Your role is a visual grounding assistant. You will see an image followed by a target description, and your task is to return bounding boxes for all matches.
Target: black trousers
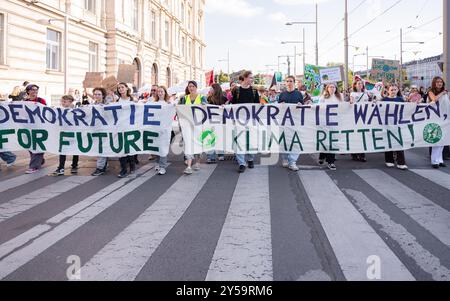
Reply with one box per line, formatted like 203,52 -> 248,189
58,155 -> 79,169
385,151 -> 405,165
319,153 -> 335,164
444,146 -> 450,158
120,156 -> 135,172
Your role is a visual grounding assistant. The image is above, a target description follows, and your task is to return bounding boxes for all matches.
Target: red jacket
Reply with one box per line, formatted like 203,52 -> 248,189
26,97 -> 47,105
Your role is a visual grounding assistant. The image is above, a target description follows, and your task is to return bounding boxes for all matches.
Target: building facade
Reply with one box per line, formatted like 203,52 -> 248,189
404,54 -> 443,89
0,0 -> 205,104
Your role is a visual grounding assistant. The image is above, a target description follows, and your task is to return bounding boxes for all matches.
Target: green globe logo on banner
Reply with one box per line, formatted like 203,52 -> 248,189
423,123 -> 442,144
199,129 -> 217,148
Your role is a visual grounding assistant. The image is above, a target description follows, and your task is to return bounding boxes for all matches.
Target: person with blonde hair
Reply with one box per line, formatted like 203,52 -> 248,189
8,86 -> 22,101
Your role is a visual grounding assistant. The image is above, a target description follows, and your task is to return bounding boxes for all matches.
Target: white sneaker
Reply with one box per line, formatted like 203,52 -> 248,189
282,161 -> 289,168
397,165 -> 408,170
385,163 -> 395,168
289,164 -> 299,172
158,168 -> 166,175
184,167 -> 193,175
193,163 -> 201,171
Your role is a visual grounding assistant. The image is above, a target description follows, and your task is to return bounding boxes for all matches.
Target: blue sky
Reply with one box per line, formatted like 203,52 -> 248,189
204,0 -> 443,75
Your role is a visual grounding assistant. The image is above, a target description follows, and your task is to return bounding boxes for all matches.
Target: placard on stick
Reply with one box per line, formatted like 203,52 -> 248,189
83,72 -> 104,88
117,64 -> 136,83
102,76 -> 119,91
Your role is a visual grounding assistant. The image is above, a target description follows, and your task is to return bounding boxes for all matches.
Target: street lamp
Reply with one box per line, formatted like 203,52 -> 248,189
218,49 -> 230,75
286,3 -> 318,65
278,55 -> 294,76
37,16 -> 69,94
400,28 -> 424,87
281,37 -> 305,76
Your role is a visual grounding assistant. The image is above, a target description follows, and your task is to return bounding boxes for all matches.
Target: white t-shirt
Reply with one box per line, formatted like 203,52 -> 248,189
350,92 -> 369,103
320,94 -> 343,104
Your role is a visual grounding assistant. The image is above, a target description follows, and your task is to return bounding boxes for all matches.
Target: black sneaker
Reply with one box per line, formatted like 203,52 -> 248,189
118,170 -> 128,178
91,169 -> 105,176
328,164 -> 337,171
318,160 -> 325,165
71,167 -> 78,174
432,164 -> 440,169
248,161 -> 255,169
439,163 -> 447,168
238,165 -> 246,173
52,168 -> 64,176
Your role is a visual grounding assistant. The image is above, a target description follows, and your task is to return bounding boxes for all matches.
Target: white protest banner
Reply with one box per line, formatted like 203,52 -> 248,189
176,102 -> 450,155
0,102 -> 175,157
319,66 -> 343,84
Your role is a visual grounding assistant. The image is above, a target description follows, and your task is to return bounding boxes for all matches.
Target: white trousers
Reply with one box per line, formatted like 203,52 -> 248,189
431,146 -> 444,165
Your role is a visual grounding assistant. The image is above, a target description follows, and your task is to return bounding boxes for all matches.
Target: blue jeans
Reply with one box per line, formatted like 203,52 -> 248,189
236,154 -> 254,166
281,153 -> 299,166
0,152 -> 16,164
157,156 -> 168,169
207,151 -> 224,161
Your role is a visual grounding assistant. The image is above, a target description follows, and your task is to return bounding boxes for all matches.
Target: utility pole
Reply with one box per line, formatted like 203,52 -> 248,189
303,28 -> 306,74
287,56 -> 291,76
344,0 -> 349,90
444,0 -> 449,83
400,28 -> 403,87
366,46 -> 369,79
294,46 -> 297,76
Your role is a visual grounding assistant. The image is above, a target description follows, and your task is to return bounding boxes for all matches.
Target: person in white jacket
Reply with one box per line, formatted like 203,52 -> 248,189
427,76 -> 449,169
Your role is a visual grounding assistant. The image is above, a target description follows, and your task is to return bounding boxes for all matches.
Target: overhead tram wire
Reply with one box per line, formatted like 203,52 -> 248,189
319,0 -> 404,58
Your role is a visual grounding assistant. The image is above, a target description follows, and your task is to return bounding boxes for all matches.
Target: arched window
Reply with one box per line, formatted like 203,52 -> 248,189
166,67 -> 171,87
151,63 -> 158,85
133,58 -> 141,88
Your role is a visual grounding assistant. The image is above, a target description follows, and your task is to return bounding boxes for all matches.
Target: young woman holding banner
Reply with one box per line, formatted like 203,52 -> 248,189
318,83 -> 342,171
179,81 -> 207,175
382,84 -> 408,170
427,77 -> 449,169
91,87 -> 109,176
350,80 -> 370,163
116,83 -> 136,178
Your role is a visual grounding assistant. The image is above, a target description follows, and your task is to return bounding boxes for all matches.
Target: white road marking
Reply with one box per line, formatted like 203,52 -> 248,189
410,169 -> 450,190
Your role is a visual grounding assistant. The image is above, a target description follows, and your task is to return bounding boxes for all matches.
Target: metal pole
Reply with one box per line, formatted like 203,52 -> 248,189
287,56 -> 291,76
303,28 -> 306,74
315,3 -> 319,65
278,56 -> 280,72
294,45 -> 297,76
400,28 -> 403,87
344,0 -> 349,90
64,13 -> 68,94
444,0 -> 449,83
366,46 -> 369,79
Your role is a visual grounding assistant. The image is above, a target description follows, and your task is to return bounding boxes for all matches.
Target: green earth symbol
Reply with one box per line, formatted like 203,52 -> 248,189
199,129 -> 217,148
423,123 -> 442,144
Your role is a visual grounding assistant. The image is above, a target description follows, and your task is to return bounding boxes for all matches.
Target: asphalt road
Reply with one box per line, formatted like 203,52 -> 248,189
0,147 -> 449,281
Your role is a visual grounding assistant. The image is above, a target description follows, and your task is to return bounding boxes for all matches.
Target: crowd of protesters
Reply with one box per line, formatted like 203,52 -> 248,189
1,71 -> 449,177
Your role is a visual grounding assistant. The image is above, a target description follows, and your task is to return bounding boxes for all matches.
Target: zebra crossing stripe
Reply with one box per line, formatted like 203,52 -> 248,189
0,165 -> 157,279
0,177 -> 93,223
0,164 -> 155,260
343,188 -> 449,281
354,170 -> 450,247
0,167 -> 56,193
298,171 -> 414,281
80,164 -> 217,281
206,166 -> 272,281
410,169 -> 450,190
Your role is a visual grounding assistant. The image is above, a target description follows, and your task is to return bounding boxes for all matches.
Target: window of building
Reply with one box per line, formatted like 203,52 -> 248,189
88,41 -> 98,72
181,2 -> 185,24
188,40 -> 191,60
85,0 -> 96,13
132,0 -> 138,31
181,36 -> 186,57
0,13 -> 5,65
199,46 -> 202,65
197,17 -> 201,36
165,21 -> 170,48
187,8 -> 191,31
151,10 -> 156,41
46,29 -> 61,70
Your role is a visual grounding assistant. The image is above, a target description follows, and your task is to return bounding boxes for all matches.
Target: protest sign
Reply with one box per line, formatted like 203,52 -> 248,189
117,64 -> 136,83
83,72 -> 104,88
371,59 -> 400,82
319,66 -> 343,84
0,102 -> 175,157
304,64 -> 323,98
102,76 -> 119,91
176,102 -> 450,156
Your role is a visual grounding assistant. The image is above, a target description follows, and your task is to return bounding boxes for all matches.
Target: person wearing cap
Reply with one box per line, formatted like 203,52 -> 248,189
24,84 -> 47,174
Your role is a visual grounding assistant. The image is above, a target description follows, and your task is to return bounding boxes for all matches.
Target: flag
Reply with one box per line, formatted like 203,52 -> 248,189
269,73 -> 277,89
205,70 -> 214,86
